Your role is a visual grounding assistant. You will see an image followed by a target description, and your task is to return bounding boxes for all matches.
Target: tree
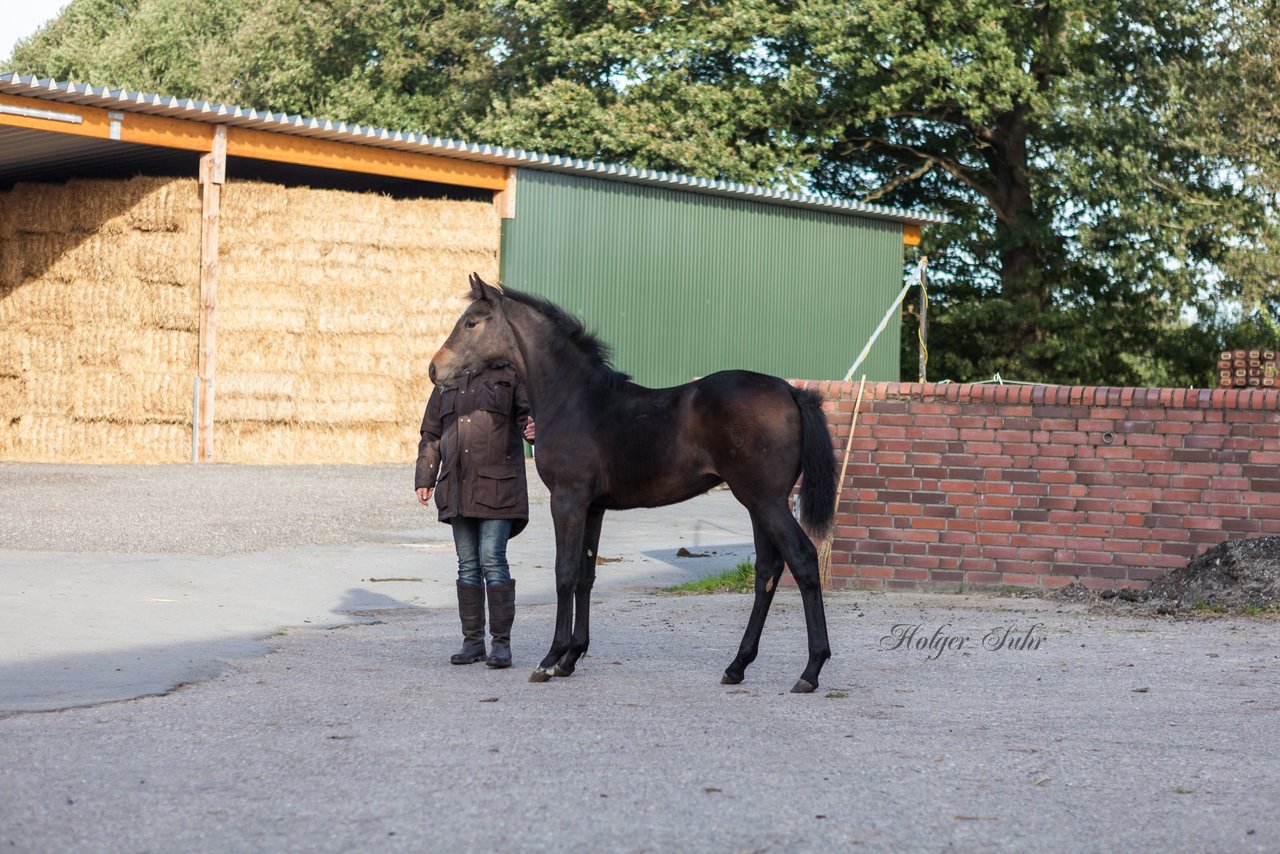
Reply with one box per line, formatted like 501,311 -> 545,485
10,0 -> 1277,385
786,0 -> 1279,384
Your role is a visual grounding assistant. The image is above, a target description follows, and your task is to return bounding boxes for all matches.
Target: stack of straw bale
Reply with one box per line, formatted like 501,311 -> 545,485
215,181 -> 499,463
1,176 -> 499,463
0,176 -> 200,462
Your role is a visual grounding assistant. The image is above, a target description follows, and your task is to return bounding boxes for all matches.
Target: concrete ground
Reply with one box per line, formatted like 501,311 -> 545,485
1,463 -> 1278,852
0,462 -> 753,713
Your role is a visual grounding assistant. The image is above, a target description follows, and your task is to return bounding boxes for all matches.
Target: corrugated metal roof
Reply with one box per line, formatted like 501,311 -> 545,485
0,73 -> 947,226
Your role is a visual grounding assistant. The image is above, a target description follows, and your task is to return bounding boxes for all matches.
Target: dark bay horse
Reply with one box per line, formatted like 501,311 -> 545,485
429,274 -> 838,692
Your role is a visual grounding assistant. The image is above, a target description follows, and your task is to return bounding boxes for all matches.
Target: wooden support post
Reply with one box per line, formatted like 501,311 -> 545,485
197,125 -> 226,462
494,167 -> 517,220
918,262 -> 928,384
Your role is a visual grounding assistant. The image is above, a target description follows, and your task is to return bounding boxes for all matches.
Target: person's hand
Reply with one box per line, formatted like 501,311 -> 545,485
523,418 -> 536,442
416,487 -> 433,505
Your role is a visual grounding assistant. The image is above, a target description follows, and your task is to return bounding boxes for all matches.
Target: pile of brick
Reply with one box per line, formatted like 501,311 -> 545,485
1218,349 -> 1277,388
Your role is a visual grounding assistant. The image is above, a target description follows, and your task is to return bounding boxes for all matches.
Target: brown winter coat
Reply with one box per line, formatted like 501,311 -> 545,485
415,364 -> 532,536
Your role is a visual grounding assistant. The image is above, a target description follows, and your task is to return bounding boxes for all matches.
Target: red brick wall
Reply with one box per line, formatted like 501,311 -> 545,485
797,381 -> 1280,591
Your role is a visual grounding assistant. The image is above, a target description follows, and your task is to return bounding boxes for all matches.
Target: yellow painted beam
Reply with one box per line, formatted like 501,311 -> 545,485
119,109 -> 215,152
0,92 -> 213,150
903,223 -> 922,246
226,126 -> 508,190
0,92 -> 114,140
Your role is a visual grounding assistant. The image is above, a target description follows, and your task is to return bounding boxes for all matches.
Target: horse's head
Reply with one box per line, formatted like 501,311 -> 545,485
429,273 -> 521,387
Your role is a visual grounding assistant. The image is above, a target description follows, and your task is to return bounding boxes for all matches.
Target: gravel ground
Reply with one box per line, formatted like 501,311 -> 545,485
0,462 -> 549,555
2,463 -> 1278,852
2,592 -> 1278,853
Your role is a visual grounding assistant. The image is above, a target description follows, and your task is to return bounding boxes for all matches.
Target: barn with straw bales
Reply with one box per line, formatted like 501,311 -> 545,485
0,73 -> 943,464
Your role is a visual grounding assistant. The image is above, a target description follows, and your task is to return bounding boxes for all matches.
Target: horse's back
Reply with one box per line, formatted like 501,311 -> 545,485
688,370 -> 802,419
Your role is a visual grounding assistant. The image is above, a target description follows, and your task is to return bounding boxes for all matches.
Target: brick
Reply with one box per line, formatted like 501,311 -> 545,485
963,571 -> 1003,586
1001,573 -> 1041,586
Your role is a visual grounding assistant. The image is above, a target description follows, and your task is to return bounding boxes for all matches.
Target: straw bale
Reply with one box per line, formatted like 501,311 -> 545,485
0,375 -> 26,415
2,415 -> 190,463
222,183 -> 498,255
0,332 -> 25,374
0,326 -> 195,374
216,372 -> 299,422
292,375 -> 402,423
218,304 -> 309,335
0,279 -> 197,331
19,231 -> 199,287
24,370 -> 191,422
216,421 -> 417,465
0,176 -> 198,236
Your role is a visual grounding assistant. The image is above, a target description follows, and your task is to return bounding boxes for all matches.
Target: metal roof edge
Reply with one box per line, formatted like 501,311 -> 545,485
0,72 -> 949,225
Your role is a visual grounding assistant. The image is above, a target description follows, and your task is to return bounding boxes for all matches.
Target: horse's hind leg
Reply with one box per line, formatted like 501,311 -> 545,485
776,508 -> 831,693
749,501 -> 831,693
722,515 -> 785,685
554,506 -> 604,677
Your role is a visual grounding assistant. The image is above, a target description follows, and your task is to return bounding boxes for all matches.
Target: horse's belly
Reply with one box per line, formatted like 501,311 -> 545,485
596,473 -> 724,510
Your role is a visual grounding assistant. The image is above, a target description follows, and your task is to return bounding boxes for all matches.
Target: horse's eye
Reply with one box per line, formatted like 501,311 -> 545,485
465,320 -> 478,329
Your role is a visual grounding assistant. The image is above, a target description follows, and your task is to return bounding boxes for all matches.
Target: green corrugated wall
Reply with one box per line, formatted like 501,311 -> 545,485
499,169 -> 905,388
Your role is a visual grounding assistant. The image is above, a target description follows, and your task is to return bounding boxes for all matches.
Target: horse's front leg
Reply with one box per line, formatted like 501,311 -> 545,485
530,491 -> 590,683
554,506 -> 604,677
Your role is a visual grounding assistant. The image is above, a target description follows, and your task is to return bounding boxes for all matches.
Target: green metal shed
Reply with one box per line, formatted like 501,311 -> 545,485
500,166 -> 939,388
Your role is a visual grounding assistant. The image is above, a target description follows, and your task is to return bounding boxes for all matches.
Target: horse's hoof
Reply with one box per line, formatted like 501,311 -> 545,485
552,664 -> 573,678
529,668 -> 553,683
721,672 -> 743,685
791,678 -> 816,694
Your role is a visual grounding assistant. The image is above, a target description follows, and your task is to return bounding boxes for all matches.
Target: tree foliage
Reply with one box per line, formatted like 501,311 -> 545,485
8,0 -> 1277,386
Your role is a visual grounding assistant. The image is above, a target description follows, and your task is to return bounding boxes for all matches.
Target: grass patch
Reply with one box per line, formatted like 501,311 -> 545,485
665,561 -> 756,594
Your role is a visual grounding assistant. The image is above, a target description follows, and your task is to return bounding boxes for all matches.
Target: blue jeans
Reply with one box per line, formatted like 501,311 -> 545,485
452,516 -> 513,587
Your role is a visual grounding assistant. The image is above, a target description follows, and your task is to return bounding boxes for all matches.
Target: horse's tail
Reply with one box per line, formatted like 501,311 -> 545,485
791,385 -> 837,537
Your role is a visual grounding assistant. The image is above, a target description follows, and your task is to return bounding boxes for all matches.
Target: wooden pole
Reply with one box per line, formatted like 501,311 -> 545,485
197,126 -> 226,462
494,167 -> 518,220
918,259 -> 928,384
818,375 -> 868,590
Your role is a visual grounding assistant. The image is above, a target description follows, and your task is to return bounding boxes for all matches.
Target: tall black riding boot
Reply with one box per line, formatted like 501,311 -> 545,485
485,580 -> 516,669
450,581 -> 487,665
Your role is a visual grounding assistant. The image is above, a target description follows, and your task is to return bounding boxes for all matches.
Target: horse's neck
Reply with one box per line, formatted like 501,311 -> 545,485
507,302 -> 600,416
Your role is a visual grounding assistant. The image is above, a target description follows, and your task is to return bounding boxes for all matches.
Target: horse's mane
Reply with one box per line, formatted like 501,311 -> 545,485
498,285 -> 632,390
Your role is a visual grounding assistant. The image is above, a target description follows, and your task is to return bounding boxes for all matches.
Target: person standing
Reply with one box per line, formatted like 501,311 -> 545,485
415,365 -> 534,668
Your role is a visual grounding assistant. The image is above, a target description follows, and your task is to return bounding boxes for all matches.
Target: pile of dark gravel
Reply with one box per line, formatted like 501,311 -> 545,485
1054,537 -> 1280,615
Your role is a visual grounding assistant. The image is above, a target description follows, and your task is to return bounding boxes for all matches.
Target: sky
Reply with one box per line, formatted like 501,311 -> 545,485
0,0 -> 68,64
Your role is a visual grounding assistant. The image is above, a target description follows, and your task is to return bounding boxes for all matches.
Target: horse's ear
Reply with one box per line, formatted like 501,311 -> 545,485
468,273 -> 503,303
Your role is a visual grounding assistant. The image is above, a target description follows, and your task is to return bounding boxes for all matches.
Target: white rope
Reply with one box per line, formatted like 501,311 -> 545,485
842,257 -> 928,382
